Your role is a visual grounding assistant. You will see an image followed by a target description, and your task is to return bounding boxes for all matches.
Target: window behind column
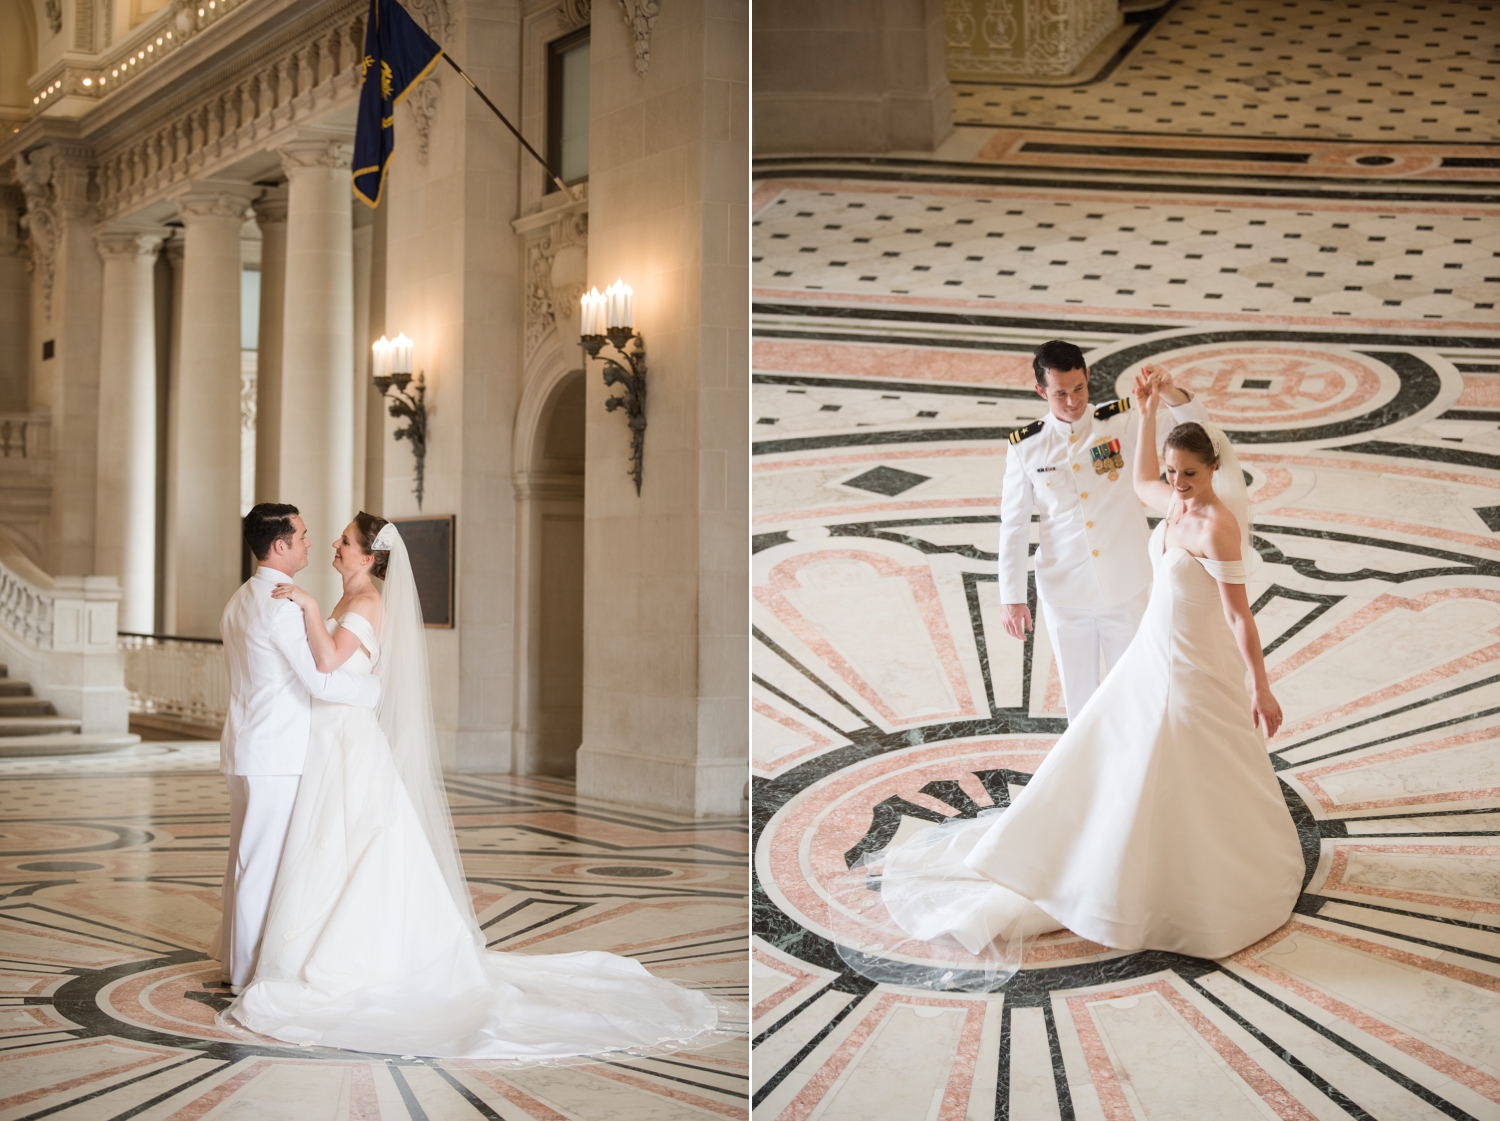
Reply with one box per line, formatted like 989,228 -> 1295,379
546,28 -> 589,191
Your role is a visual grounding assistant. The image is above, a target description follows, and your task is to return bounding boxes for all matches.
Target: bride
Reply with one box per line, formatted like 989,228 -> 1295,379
225,514 -> 720,1059
864,376 -> 1304,979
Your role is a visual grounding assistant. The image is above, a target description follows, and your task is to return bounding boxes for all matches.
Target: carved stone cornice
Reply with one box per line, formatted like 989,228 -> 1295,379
173,182 -> 257,223
618,0 -> 660,76
94,228 -> 166,259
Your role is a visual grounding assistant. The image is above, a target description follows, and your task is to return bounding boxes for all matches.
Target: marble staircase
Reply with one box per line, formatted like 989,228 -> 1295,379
0,662 -> 138,756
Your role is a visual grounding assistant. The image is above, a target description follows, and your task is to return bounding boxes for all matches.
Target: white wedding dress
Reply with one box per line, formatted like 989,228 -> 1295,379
873,514 -> 1304,971
226,531 -> 720,1059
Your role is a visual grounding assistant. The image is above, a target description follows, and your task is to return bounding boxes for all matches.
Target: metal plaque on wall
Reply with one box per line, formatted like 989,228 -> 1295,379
391,515 -> 455,628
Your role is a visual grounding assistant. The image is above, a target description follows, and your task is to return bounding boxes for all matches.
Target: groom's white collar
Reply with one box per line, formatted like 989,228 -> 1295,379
253,563 -> 295,584
1043,411 -> 1091,439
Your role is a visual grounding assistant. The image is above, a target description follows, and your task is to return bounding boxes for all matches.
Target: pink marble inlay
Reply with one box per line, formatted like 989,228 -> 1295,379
1154,346 -> 1383,428
751,947 -> 827,1024
775,992 -> 988,1121
1294,722 -> 1500,814
752,698 -> 835,777
755,338 -> 1036,388
754,548 -> 978,727
1065,976 -> 1318,1121
0,1038 -> 178,1112
1234,919 -> 1500,1104
752,285 -> 1498,334
1269,587 -> 1500,743
1249,467 -> 1295,506
1322,841 -> 1500,915
584,1062 -> 745,1118
1456,375 -> 1500,409
762,738 -> 1121,969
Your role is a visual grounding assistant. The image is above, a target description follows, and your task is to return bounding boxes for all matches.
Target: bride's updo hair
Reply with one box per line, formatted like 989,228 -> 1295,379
1164,422 -> 1219,468
353,511 -> 391,579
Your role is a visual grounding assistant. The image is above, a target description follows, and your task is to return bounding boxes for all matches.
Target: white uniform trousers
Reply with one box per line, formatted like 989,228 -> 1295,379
214,774 -> 300,987
1040,587 -> 1151,721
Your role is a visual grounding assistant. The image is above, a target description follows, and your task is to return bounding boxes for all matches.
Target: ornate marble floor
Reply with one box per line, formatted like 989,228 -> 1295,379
0,744 -> 749,1120
749,120 -> 1500,1121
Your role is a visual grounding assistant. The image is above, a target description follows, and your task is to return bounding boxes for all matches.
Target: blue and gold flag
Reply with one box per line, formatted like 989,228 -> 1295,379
352,0 -> 443,208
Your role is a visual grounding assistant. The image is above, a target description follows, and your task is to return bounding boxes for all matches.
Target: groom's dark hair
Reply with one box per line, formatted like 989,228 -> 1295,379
1032,340 -> 1087,386
244,503 -> 300,560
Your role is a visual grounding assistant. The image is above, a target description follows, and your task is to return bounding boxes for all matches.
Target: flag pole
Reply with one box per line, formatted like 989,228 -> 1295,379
441,54 -> 573,197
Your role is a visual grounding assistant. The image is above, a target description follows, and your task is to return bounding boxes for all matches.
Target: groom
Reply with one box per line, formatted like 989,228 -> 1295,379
1000,341 -> 1208,720
212,503 -> 380,992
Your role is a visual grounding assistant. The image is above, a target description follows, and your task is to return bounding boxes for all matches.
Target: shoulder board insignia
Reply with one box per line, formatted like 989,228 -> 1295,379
1008,419 -> 1045,445
1094,397 -> 1131,421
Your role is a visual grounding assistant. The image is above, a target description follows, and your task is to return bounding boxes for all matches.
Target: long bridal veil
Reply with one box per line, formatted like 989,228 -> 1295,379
1200,420 -> 1261,574
368,523 -> 481,945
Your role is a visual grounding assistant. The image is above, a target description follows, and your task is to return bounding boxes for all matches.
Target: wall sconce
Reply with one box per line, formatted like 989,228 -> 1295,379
580,280 -> 646,494
372,332 -> 428,508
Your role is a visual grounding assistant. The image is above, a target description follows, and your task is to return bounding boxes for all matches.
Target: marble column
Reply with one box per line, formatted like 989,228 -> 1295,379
279,139 -> 355,611
252,187 -> 288,505
94,229 -> 164,634
170,183 -> 255,639
578,0 -> 749,815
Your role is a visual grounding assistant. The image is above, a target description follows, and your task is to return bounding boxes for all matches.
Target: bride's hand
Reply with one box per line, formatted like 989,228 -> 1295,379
1251,686 -> 1283,739
1133,367 -> 1157,412
271,583 -> 315,610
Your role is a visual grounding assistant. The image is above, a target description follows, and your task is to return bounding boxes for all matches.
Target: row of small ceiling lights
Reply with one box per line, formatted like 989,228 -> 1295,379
31,1 -> 222,105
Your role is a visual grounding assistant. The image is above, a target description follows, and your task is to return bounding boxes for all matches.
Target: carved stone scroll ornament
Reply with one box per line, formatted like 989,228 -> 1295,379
617,0 -> 660,76
405,79 -> 441,166
45,0 -> 62,35
523,208 -> 588,358
558,0 -> 591,33
279,140 -> 356,172
16,150 -> 60,320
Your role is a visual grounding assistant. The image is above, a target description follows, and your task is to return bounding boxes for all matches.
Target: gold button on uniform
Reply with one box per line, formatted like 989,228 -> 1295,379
1072,464 -> 1080,472
1080,492 -> 1088,499
1086,521 -> 1093,528
1092,549 -> 1099,557
1068,435 -> 1077,444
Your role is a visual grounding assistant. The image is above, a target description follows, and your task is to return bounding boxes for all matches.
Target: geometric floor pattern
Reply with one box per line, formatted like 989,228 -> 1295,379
750,138 -> 1500,1119
0,744 -> 748,1120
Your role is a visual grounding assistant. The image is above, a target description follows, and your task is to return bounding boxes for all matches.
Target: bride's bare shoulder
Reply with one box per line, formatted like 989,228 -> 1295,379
341,591 -> 383,629
1201,502 -> 1242,561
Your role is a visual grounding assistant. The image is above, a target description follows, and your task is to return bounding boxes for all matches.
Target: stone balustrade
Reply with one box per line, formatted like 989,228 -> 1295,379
119,633 -> 228,734
0,548 -> 128,733
94,0 -> 366,220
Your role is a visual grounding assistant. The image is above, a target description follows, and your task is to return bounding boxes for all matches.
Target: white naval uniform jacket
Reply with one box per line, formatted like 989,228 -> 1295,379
219,565 -> 381,776
998,396 -> 1210,611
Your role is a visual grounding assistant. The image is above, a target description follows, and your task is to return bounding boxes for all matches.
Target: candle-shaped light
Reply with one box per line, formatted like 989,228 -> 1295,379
603,281 -> 618,330
580,287 -> 605,337
391,332 -> 414,375
371,335 -> 391,381
619,280 -> 632,330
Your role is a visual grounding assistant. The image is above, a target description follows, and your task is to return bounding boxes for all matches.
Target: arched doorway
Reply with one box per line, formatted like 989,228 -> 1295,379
516,368 -> 585,775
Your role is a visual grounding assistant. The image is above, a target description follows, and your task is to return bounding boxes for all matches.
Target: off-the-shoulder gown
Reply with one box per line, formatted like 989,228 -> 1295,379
878,521 -> 1304,961
227,612 -> 718,1058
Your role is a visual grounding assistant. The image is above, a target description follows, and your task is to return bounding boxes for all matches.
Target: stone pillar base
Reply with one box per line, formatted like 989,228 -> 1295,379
576,744 -> 746,818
